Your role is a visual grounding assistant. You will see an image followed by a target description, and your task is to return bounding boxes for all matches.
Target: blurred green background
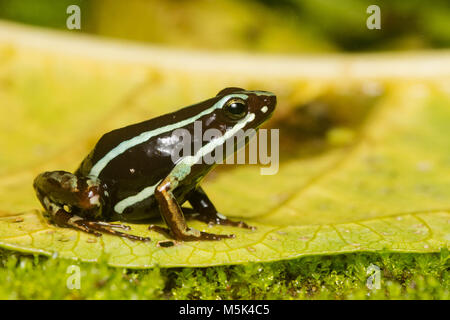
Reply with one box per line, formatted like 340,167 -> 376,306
0,0 -> 449,53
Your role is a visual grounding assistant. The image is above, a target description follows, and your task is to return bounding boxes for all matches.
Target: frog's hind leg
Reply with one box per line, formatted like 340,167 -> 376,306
187,187 -> 256,230
34,171 -> 150,241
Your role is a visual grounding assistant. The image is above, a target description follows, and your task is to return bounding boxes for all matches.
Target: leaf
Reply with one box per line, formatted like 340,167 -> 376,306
0,23 -> 449,267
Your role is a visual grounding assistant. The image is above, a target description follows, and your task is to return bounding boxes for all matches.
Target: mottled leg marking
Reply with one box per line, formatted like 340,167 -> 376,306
150,177 -> 235,241
34,171 -> 150,242
187,187 -> 255,230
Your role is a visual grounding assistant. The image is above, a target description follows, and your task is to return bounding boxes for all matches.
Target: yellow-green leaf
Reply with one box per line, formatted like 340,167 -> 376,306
0,22 -> 449,268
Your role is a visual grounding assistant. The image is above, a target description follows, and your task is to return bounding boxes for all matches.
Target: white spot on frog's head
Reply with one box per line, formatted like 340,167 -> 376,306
261,106 -> 268,113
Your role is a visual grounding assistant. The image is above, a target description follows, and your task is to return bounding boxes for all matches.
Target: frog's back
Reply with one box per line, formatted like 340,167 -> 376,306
74,120 -> 179,220
74,98 -> 219,220
76,116 -> 180,192
76,98 -> 215,181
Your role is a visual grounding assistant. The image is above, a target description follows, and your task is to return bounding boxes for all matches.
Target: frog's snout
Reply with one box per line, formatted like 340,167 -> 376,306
266,95 -> 277,108
259,94 -> 276,116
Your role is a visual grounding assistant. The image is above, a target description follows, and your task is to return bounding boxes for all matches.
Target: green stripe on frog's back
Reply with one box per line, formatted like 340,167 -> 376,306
89,93 -> 249,178
113,111 -> 255,214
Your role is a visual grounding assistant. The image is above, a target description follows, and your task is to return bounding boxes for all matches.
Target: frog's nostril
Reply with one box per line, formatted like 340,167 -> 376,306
260,95 -> 276,114
263,95 -> 275,104
270,95 -> 277,106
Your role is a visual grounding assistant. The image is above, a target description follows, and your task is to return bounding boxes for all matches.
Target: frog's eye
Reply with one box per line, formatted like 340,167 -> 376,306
223,98 -> 247,120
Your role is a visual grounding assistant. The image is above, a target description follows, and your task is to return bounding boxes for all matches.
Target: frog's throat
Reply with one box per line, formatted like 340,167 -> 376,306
113,112 -> 255,214
88,93 -> 249,178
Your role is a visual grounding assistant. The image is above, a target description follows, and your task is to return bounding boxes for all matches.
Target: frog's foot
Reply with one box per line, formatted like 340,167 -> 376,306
43,201 -> 150,241
148,224 -> 235,242
43,203 -> 151,241
182,207 -> 256,231
85,221 -> 131,231
73,219 -> 151,242
185,187 -> 256,230
56,212 -> 150,241
34,171 -> 150,241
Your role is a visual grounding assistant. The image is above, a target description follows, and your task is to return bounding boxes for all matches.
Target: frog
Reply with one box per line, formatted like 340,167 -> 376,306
33,87 -> 276,242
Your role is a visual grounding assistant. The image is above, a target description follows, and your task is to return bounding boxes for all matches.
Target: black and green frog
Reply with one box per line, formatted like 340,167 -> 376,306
33,87 -> 276,242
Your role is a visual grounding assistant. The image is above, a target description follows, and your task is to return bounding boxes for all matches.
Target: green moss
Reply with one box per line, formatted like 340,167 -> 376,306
0,249 -> 448,299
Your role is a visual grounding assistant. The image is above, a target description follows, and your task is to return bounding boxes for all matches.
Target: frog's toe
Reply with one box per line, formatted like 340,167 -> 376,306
149,225 -> 234,242
74,220 -> 151,242
189,212 -> 256,231
197,231 -> 235,241
212,215 -> 256,231
88,221 -> 131,231
180,228 -> 235,241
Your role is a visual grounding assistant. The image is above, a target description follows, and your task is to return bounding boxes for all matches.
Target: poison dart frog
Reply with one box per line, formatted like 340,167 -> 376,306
34,87 -> 276,242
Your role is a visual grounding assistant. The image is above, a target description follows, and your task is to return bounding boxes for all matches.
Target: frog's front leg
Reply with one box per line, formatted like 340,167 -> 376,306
149,170 -> 235,241
33,171 -> 150,241
187,186 -> 255,230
